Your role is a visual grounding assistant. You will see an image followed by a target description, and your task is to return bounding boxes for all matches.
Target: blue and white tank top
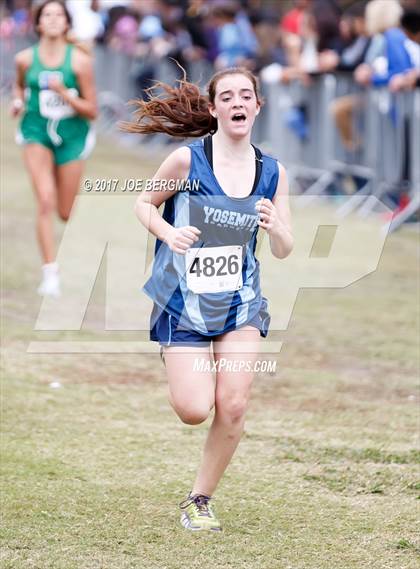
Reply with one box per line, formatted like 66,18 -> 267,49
143,138 -> 280,335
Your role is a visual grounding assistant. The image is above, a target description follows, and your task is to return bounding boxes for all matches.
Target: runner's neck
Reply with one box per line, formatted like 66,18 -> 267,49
211,131 -> 254,164
38,37 -> 68,67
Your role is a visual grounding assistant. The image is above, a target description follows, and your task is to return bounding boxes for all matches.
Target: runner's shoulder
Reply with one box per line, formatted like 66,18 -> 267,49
71,45 -> 94,72
258,149 -> 287,177
164,146 -> 191,179
15,47 -> 33,70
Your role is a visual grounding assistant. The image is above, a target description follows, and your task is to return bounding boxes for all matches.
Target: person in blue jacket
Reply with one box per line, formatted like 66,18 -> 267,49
355,0 -> 415,87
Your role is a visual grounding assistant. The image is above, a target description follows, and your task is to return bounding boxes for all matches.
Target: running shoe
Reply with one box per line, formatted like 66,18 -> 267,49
37,262 -> 61,298
179,491 -> 222,532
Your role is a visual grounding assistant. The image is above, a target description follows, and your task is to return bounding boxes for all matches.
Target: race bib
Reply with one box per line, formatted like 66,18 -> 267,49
185,245 -> 243,294
39,89 -> 77,120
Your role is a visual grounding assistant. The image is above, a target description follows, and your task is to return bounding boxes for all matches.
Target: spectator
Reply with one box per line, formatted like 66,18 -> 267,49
235,2 -> 259,60
257,12 -> 311,84
211,1 -> 256,70
389,9 -> 420,91
101,0 -> 132,46
107,8 -> 140,55
132,0 -> 195,99
319,0 -> 370,73
158,0 -> 194,68
327,2 -> 370,151
0,0 -> 31,41
66,0 -> 104,45
281,0 -> 311,37
182,0 -> 212,62
297,0 -> 342,73
251,10 -> 285,72
279,0 -> 312,67
130,2 -> 166,97
355,0 -> 414,87
310,0 -> 342,54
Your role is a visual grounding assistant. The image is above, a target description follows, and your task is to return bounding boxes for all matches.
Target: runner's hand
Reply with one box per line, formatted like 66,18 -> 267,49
256,198 -> 278,234
48,76 -> 66,95
10,98 -> 24,118
165,225 -> 201,254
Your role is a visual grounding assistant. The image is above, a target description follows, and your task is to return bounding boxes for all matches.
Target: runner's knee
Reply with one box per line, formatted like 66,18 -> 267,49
38,193 -> 55,216
215,394 -> 248,423
58,209 -> 70,222
173,403 -> 211,425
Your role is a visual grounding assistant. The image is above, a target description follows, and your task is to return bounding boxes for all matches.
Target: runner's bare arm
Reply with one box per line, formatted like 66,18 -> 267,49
134,147 -> 201,254
11,49 -> 32,117
256,162 -> 293,259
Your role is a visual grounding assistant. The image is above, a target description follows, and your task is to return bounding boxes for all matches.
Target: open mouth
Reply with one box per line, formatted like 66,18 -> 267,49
231,113 -> 246,123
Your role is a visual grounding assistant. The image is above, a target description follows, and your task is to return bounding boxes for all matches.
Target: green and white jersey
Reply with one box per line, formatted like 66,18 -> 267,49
18,42 -> 94,164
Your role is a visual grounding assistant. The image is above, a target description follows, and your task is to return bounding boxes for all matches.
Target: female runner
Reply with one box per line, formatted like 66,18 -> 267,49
11,0 -> 97,297
131,68 -> 293,531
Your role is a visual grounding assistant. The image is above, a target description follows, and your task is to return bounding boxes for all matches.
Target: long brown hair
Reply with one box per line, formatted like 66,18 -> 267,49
122,67 -> 263,138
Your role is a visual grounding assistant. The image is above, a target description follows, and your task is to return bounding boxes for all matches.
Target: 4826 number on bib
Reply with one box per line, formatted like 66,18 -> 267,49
185,245 -> 243,294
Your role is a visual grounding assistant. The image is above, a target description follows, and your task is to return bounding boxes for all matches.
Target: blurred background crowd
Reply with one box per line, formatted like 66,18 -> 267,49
1,0 -> 419,228
2,0 -> 419,96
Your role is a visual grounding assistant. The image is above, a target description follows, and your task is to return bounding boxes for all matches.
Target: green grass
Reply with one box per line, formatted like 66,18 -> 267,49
1,107 -> 420,568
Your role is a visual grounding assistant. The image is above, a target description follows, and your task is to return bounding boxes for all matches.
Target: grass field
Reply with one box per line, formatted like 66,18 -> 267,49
1,107 -> 419,569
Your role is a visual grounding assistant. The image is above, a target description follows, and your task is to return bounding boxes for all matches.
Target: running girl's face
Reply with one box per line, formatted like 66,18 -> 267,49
209,74 -> 260,138
38,2 -> 69,38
